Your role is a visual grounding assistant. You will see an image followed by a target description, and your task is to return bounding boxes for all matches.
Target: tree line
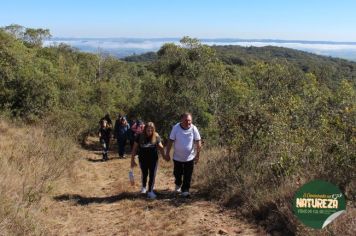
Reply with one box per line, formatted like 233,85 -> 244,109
1,25 -> 355,234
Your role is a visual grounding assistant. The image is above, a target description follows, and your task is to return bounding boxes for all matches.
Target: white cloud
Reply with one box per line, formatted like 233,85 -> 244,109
44,39 -> 169,50
44,38 -> 356,60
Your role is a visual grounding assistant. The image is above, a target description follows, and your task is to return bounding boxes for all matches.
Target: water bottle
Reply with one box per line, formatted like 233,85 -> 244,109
129,169 -> 135,186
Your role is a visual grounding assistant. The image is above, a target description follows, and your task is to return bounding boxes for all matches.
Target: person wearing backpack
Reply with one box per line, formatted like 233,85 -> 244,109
130,122 -> 166,199
165,112 -> 202,197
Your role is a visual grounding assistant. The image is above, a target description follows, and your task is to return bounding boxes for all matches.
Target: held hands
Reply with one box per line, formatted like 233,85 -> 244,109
164,153 -> 171,162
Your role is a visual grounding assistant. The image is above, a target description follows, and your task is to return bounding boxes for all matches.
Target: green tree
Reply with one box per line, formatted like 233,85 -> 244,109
1,24 -> 25,39
23,28 -> 51,47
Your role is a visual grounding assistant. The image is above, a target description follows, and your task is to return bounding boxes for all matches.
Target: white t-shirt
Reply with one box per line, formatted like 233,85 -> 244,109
169,123 -> 201,162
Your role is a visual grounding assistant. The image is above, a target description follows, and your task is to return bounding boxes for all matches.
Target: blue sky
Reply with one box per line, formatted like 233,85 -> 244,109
1,0 -> 355,41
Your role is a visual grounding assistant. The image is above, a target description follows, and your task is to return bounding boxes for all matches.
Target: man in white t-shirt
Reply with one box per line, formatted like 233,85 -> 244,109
165,112 -> 202,197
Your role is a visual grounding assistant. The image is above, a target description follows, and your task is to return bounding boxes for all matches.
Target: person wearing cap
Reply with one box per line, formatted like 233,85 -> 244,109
165,112 -> 202,197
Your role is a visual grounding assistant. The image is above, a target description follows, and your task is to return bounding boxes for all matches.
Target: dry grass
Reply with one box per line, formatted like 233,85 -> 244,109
194,148 -> 356,236
39,136 -> 264,236
0,119 -> 77,235
0,124 -> 264,235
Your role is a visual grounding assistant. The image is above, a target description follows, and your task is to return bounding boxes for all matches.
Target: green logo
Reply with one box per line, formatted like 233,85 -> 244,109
293,179 -> 346,229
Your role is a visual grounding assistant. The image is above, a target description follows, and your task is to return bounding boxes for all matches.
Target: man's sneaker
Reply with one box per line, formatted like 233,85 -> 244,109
147,191 -> 157,199
175,185 -> 182,193
141,187 -> 147,194
181,191 -> 190,197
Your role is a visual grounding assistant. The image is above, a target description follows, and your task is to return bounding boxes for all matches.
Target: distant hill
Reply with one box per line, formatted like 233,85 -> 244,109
214,45 -> 356,85
212,45 -> 356,65
122,45 -> 356,86
45,38 -> 356,61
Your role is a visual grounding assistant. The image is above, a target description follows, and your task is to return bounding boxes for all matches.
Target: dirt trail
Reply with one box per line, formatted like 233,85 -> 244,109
43,138 -> 265,236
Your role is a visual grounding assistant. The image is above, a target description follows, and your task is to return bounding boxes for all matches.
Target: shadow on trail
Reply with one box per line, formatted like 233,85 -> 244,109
86,157 -> 105,163
54,190 -> 207,207
54,192 -> 144,205
86,154 -> 128,162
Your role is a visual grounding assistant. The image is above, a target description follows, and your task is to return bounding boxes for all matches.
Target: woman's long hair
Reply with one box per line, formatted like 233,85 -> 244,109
139,122 -> 158,144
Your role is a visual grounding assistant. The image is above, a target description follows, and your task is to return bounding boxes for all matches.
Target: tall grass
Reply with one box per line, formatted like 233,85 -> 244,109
0,119 -> 77,235
195,148 -> 355,236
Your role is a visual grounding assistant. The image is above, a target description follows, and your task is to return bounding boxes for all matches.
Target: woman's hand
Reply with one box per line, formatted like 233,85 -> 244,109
164,153 -> 171,162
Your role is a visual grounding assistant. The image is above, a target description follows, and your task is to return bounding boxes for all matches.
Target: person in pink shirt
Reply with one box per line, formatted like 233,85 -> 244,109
131,119 -> 145,139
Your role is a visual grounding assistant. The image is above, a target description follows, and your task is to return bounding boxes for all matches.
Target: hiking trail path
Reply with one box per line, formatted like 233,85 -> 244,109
43,137 -> 266,236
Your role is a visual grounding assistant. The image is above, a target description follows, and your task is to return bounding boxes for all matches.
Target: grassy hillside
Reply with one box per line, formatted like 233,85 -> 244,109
1,27 -> 355,235
0,119 -> 78,235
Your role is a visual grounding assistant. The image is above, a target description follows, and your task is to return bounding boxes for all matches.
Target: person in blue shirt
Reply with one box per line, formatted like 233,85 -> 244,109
114,116 -> 130,158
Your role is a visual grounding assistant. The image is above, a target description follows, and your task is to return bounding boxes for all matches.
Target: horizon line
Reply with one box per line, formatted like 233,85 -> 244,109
48,37 -> 356,45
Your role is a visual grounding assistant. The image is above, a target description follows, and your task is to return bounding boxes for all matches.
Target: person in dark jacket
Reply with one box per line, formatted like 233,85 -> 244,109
100,113 -> 113,128
113,114 -> 122,136
114,116 -> 130,158
128,118 -> 136,151
98,119 -> 112,161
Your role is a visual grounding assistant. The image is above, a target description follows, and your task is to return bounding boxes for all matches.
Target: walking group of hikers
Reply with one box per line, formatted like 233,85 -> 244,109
98,112 -> 202,199
98,114 -> 144,160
